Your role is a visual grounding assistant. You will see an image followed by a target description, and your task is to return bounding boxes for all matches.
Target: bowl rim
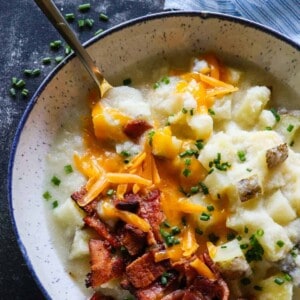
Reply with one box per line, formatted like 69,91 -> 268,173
7,10 -> 300,298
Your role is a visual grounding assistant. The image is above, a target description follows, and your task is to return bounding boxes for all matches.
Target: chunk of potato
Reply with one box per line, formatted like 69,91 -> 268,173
53,197 -> 85,237
69,229 -> 91,259
233,86 -> 270,128
265,190 -> 296,225
255,274 -> 293,300
227,208 -> 292,261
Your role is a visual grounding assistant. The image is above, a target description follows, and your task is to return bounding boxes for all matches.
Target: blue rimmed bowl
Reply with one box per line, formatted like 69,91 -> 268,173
8,11 -> 300,299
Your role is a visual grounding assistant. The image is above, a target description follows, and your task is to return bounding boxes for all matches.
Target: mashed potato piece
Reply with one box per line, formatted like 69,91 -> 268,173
45,54 -> 300,299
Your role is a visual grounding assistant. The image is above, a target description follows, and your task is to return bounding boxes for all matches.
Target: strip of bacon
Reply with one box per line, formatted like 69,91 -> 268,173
84,215 -> 120,248
88,239 -> 124,288
126,251 -> 169,288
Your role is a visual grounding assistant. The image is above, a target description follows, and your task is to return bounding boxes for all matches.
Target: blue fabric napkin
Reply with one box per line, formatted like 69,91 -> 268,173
164,0 -> 300,45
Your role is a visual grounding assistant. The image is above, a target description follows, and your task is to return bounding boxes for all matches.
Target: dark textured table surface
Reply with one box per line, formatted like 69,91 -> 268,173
0,1 -> 165,298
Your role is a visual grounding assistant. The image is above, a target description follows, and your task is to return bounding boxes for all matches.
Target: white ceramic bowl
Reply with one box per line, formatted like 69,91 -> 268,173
8,11 -> 300,299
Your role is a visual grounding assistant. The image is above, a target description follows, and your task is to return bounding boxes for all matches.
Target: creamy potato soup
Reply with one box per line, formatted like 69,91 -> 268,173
44,54 -> 300,299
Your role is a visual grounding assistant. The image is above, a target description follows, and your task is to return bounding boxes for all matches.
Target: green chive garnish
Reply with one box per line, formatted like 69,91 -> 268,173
237,150 -> 246,162
21,89 -> 29,97
52,200 -> 58,209
64,164 -> 73,174
51,176 -> 61,186
274,277 -> 284,285
42,57 -> 51,64
9,88 -> 16,97
24,69 -> 33,76
276,240 -> 285,248
32,68 -> 41,76
43,191 -> 52,200
99,13 -> 109,21
200,212 -> 210,221
270,108 -> 280,122
55,56 -> 63,63
65,13 -> 75,22
85,18 -> 94,28
50,40 -> 62,50
208,108 -> 215,115
77,19 -> 85,29
287,124 -> 294,132
94,28 -> 104,36
15,79 -> 26,89
78,3 -> 91,12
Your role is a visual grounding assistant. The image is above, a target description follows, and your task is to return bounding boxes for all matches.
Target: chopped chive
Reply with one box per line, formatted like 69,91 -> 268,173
256,229 -> 264,237
106,189 -> 114,196
78,3 -> 91,12
65,45 -> 72,56
21,89 -> 29,97
290,140 -> 295,147
287,124 -> 294,132
190,109 -> 194,116
200,212 -> 210,221
171,226 -> 181,235
64,164 -> 73,174
240,243 -> 249,250
123,78 -> 132,86
179,149 -> 199,158
85,18 -> 94,28
265,126 -> 272,130
208,233 -> 219,243
24,69 -> 33,76
32,68 -> 41,76
12,77 -> 18,86
274,277 -> 284,285
190,186 -> 200,194
161,76 -> 170,84
52,200 -> 58,209
50,40 -> 62,50
182,168 -> 191,177
195,228 -> 203,235
15,79 -> 26,89
276,240 -> 285,248
182,107 -> 188,114
221,245 -> 227,249
207,205 -> 214,212
184,158 -> 191,166
237,150 -> 246,162
55,56 -> 64,63
162,220 -> 171,228
51,175 -> 61,186
120,150 -> 130,157
236,235 -> 242,241
244,226 -> 249,234
254,285 -> 262,291
246,168 -> 252,172
199,182 -> 209,195
148,130 -> 155,146
284,273 -> 292,282
208,168 -> 214,174
153,82 -> 160,89
9,88 -> 16,97
42,57 -> 51,64
65,13 -> 75,22
270,108 -> 280,122
77,19 -> 85,29
94,28 -> 103,36
195,139 -> 204,150
227,232 -> 236,241
208,108 -> 215,115
99,12 -> 109,21
43,191 -> 52,200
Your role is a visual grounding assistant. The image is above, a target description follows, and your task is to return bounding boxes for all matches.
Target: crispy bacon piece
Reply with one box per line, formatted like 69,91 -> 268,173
190,253 -> 229,300
126,251 -> 169,288
71,186 -> 87,202
136,272 -> 179,300
84,215 -> 120,248
139,189 -> 164,242
123,119 -> 152,139
87,239 -> 124,288
115,193 -> 140,212
162,290 -> 205,300
119,224 -> 147,256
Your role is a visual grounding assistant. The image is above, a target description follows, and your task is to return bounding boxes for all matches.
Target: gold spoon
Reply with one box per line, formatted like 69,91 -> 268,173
34,0 -> 112,98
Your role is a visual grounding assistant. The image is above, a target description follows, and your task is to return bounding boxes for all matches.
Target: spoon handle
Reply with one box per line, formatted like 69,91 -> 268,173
34,0 -> 111,97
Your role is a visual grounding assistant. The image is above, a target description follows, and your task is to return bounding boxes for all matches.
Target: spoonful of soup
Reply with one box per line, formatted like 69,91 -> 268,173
34,0 -> 112,98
